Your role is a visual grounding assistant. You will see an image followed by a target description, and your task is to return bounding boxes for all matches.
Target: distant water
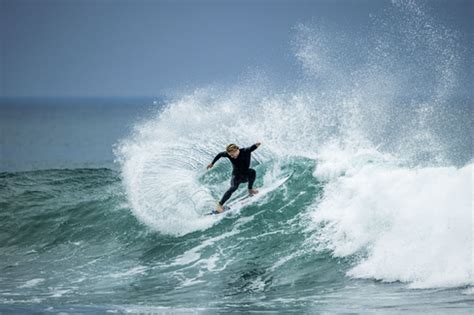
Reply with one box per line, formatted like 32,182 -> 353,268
0,97 -> 154,172
1,1 -> 473,313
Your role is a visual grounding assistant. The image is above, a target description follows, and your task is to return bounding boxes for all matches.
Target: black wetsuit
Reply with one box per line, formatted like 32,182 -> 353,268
211,144 -> 258,205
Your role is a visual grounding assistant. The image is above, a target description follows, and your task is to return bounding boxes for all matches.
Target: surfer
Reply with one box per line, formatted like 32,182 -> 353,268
207,142 -> 261,213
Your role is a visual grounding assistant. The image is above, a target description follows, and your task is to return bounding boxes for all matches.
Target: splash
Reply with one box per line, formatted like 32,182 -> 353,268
115,0 -> 470,272
301,0 -> 471,289
310,146 -> 473,288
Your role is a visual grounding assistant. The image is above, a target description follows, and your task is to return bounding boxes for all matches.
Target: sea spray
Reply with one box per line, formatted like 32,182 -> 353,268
310,147 -> 472,289
114,0 -> 472,291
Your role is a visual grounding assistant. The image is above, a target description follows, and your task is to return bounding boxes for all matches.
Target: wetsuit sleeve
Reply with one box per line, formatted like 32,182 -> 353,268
211,152 -> 227,164
249,144 -> 258,152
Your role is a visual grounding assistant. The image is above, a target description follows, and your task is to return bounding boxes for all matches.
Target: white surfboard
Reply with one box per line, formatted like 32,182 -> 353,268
206,171 -> 294,215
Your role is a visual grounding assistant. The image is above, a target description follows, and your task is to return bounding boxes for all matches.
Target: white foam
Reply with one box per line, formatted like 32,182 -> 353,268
170,216 -> 251,266
310,147 -> 473,289
462,287 -> 474,295
50,288 -> 71,298
18,278 -> 45,288
109,266 -> 147,279
0,297 -> 43,304
115,87 -> 320,236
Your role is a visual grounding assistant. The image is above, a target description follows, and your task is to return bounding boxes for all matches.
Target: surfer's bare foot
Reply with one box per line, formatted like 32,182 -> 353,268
216,203 -> 224,213
248,188 -> 259,196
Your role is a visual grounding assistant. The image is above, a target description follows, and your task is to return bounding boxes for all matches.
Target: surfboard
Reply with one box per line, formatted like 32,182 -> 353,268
205,171 -> 294,216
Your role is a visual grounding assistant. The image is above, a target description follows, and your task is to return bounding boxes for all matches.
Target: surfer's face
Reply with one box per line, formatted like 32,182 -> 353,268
228,149 -> 240,159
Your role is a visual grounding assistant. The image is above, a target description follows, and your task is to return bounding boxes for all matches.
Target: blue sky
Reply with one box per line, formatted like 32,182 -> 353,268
1,0 -> 472,98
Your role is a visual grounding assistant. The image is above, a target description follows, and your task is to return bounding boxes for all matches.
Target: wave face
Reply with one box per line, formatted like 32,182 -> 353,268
1,0 -> 472,313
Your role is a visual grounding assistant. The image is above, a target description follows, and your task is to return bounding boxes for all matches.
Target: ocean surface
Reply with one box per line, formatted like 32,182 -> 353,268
1,1 -> 473,314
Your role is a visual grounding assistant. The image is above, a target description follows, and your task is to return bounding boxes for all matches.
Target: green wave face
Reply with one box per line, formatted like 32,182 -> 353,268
1,157 -> 472,313
0,164 -> 335,310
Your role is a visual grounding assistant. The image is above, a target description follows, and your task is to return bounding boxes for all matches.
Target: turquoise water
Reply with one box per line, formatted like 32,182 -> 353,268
1,162 -> 472,313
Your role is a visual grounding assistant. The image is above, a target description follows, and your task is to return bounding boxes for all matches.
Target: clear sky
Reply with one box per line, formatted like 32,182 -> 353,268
1,0 -> 472,98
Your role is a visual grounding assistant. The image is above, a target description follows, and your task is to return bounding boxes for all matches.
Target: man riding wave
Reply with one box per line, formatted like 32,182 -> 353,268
207,142 -> 261,213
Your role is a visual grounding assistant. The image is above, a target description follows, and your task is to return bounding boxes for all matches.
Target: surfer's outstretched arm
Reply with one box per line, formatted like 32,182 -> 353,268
249,142 -> 261,152
207,152 -> 226,169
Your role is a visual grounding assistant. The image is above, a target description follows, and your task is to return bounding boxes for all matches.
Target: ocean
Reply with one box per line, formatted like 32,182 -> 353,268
1,1 -> 473,314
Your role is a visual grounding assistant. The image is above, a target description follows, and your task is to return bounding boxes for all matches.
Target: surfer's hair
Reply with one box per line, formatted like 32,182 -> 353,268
226,144 -> 239,152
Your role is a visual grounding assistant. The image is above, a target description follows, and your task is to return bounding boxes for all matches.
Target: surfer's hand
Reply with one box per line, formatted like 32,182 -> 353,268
207,163 -> 214,170
256,142 -> 261,147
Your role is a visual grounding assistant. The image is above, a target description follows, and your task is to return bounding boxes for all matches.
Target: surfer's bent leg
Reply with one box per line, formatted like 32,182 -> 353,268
219,175 -> 241,205
247,168 -> 256,189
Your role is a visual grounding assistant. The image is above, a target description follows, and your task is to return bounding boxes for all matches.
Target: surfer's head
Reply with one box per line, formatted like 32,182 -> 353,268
226,144 -> 240,159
